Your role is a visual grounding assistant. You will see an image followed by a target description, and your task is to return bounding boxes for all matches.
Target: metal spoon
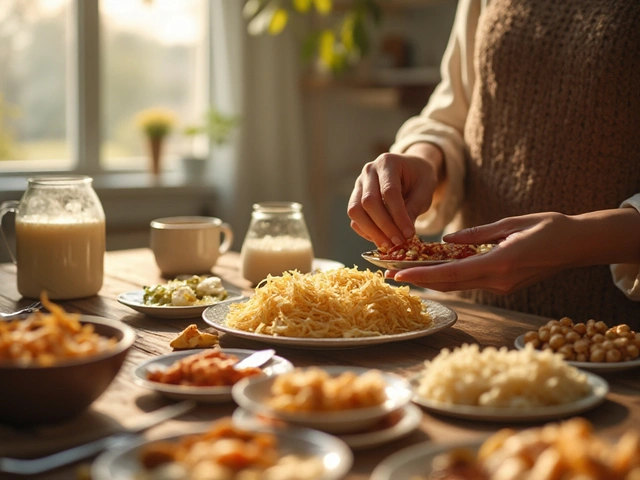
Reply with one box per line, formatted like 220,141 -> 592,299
234,349 -> 276,370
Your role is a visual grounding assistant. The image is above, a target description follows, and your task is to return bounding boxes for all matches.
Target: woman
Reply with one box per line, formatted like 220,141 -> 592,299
347,0 -> 640,325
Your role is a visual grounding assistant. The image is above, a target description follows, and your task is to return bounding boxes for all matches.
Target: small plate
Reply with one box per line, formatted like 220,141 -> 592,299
117,283 -> 244,319
202,298 -> 457,349
233,402 -> 423,451
362,248 -> 493,270
232,366 -> 413,434
92,424 -> 353,480
132,349 -> 294,403
371,440 -> 484,480
514,334 -> 640,373
410,371 -> 609,422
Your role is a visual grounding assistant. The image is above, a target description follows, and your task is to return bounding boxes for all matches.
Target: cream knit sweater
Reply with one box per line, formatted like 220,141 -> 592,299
391,0 -> 640,324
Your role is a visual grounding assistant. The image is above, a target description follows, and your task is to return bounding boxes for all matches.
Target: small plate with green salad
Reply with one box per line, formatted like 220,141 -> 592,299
118,275 -> 244,319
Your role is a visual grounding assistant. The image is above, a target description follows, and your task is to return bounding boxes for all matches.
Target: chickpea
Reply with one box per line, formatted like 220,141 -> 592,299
565,331 -> 581,344
559,317 -> 574,327
616,324 -> 631,333
541,342 -> 552,350
590,348 -> 606,363
573,339 -> 590,354
605,330 -> 618,340
539,329 -> 551,343
586,319 -> 597,329
576,353 -> 588,362
550,325 -> 563,336
546,320 -> 561,328
613,337 -> 629,349
557,344 -> 575,360
605,349 -> 622,363
572,323 -> 587,335
595,321 -> 608,333
601,340 -> 615,351
549,334 -> 566,349
626,344 -> 640,359
586,326 -> 598,337
591,333 -> 605,344
523,331 -> 540,343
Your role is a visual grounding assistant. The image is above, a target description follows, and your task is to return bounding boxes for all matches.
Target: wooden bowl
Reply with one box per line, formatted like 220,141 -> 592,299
0,315 -> 136,426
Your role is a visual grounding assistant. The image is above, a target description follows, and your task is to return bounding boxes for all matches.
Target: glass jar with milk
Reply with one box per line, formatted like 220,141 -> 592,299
240,202 -> 314,286
0,176 -> 105,299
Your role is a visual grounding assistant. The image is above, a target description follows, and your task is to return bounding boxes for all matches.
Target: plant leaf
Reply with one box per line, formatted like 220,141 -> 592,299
319,29 -> 336,67
292,0 -> 312,13
269,8 -> 289,35
313,0 -> 332,15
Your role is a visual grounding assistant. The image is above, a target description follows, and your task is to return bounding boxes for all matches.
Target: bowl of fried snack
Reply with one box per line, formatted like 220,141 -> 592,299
232,366 -> 413,434
0,294 -> 136,425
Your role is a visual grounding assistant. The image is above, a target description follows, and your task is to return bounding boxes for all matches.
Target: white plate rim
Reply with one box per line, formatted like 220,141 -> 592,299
232,402 -> 423,450
132,348 -> 294,403
231,366 -> 413,433
410,371 -> 609,422
91,423 -> 353,480
202,298 -> 457,349
514,334 -> 640,372
371,439 -> 484,480
117,284 -> 245,319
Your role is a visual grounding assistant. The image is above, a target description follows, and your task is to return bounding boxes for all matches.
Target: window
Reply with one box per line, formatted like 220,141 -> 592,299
0,0 -> 208,174
0,0 -> 71,170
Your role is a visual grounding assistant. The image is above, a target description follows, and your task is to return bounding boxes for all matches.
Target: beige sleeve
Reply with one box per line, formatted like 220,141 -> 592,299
610,193 -> 640,301
390,0 -> 483,235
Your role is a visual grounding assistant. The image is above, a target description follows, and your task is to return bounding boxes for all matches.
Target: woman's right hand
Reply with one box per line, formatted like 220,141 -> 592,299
347,142 -> 444,249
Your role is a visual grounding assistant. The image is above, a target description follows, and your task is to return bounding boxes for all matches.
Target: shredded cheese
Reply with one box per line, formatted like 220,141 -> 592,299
226,267 -> 433,338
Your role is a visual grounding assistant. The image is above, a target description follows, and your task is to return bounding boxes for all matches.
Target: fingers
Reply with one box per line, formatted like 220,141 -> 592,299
443,218 -> 517,245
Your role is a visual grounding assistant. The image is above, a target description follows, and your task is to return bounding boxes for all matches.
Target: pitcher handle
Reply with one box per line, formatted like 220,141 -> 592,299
0,200 -> 19,264
219,222 -> 234,255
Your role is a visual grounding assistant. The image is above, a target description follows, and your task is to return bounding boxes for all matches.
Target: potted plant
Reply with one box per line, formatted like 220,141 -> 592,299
135,107 -> 177,176
181,107 -> 240,178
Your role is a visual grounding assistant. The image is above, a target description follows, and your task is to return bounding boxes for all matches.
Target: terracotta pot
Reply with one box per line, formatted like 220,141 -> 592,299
147,136 -> 164,175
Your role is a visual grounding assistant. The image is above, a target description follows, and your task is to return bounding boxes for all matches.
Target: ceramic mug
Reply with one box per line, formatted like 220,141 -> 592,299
150,216 -> 233,277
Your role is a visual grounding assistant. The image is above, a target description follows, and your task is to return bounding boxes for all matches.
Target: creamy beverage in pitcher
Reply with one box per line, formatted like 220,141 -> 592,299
16,217 -> 105,299
241,235 -> 314,286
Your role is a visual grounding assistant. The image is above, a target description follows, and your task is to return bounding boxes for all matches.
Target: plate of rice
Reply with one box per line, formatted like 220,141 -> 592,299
411,343 -> 609,422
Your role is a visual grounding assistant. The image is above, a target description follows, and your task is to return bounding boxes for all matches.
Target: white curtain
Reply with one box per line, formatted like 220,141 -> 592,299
208,0 -> 312,250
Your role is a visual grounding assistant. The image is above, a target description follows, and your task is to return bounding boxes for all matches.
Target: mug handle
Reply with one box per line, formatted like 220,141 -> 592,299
0,200 -> 19,264
219,222 -> 234,255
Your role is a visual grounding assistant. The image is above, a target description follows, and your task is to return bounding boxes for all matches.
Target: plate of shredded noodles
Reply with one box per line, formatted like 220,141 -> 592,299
202,267 -> 457,349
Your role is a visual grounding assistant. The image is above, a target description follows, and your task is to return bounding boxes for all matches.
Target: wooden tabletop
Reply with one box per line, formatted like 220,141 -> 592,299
1,249 -> 639,479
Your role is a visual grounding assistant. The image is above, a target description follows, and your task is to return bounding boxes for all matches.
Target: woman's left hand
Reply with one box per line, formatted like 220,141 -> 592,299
390,209 -> 640,294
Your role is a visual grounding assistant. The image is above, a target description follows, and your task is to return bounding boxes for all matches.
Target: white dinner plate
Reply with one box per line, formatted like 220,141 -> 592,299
232,402 -> 423,451
117,283 -> 244,319
514,334 -> 640,373
371,440 -> 484,480
231,366 -> 413,434
410,371 -> 609,422
202,298 -> 457,349
92,424 -> 353,480
132,348 -> 293,403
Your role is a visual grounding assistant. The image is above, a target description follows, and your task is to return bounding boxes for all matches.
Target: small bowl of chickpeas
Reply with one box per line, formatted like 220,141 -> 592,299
515,317 -> 640,372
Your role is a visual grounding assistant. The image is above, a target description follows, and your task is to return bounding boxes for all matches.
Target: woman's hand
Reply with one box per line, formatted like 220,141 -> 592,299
347,142 -> 444,249
391,208 -> 640,294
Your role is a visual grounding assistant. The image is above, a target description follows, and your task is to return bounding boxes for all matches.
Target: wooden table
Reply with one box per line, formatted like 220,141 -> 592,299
1,249 -> 639,479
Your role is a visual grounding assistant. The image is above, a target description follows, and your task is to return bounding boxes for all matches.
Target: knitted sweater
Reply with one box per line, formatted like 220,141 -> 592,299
392,0 -> 640,325
460,0 -> 640,325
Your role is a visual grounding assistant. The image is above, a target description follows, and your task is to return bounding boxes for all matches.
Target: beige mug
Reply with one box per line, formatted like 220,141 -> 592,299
150,216 -> 233,277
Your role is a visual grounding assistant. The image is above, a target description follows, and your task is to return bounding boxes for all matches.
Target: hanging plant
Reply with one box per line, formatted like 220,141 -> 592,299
243,0 -> 383,74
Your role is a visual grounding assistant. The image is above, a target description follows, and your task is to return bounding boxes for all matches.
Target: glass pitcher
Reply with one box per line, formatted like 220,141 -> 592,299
240,202 -> 314,286
0,176 -> 106,299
